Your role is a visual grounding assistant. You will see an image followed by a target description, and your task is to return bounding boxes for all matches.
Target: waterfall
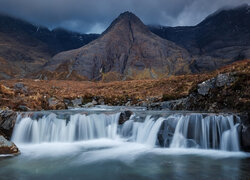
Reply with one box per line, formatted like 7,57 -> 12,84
165,114 -> 240,151
12,113 -> 120,143
11,111 -> 241,152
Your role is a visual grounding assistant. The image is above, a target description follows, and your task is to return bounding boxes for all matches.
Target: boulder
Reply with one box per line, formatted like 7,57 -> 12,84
197,78 -> 215,96
157,118 -> 177,147
215,73 -> 234,87
0,110 -> 17,139
71,98 -> 83,107
119,111 -> 133,124
14,82 -> 28,93
197,73 -> 235,96
0,135 -> 20,155
83,99 -> 98,108
241,126 -> 250,152
18,105 -> 30,111
98,98 -> 105,105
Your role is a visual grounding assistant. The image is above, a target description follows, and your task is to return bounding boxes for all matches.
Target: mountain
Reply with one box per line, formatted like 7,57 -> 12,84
150,4 -> 250,72
0,14 -> 99,79
1,5 -> 250,81
48,12 -> 191,81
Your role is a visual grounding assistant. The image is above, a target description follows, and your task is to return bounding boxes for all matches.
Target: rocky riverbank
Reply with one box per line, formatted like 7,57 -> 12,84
0,110 -> 19,155
0,60 -> 249,154
0,60 -> 249,113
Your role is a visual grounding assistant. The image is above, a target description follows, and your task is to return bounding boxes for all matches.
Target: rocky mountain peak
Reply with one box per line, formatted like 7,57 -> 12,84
50,12 -> 191,80
102,11 -> 150,36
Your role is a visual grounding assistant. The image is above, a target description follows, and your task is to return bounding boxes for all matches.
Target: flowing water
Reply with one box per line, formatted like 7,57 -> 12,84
0,107 -> 249,179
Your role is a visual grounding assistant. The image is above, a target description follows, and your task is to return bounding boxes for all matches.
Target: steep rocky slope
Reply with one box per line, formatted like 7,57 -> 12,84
0,14 -> 98,79
150,4 -> 250,72
49,12 -> 191,80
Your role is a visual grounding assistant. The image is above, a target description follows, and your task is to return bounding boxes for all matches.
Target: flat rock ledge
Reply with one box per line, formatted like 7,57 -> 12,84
0,135 -> 20,155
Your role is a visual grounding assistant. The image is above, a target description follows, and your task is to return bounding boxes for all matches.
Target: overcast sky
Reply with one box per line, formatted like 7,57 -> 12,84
0,0 -> 249,34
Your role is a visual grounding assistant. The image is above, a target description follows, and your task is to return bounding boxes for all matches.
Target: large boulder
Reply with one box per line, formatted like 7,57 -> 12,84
119,111 -> 133,124
0,135 -> 20,155
157,118 -> 177,147
0,110 -> 17,139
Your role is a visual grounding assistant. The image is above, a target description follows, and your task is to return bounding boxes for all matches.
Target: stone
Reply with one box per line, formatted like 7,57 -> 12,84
157,118 -> 177,147
83,102 -> 95,108
18,105 -> 30,111
71,98 -> 83,107
63,99 -> 71,108
92,99 -> 98,105
0,110 -> 17,139
48,97 -> 65,110
14,82 -> 28,93
125,101 -> 131,106
0,135 -> 20,155
197,78 -> 215,96
241,126 -> 250,152
49,97 -> 58,107
98,98 -> 105,105
215,73 -> 234,87
119,111 -> 133,124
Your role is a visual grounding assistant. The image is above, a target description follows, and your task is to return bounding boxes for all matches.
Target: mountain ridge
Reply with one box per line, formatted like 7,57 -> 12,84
150,4 -> 250,72
48,11 -> 191,80
0,4 -> 249,80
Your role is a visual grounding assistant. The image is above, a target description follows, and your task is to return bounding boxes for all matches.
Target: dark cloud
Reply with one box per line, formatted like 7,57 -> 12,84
0,0 -> 249,33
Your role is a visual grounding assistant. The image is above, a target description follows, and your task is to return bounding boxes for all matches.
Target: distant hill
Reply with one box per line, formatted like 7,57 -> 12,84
0,14 -> 99,79
150,4 -> 250,72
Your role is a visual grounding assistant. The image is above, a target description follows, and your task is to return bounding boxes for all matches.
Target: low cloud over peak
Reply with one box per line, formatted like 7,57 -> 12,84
0,0 -> 249,33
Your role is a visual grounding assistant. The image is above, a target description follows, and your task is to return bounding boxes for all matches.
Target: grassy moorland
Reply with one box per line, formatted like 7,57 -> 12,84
0,60 -> 249,111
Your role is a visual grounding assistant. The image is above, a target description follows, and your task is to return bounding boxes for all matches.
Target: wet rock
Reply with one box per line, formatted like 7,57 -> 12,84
241,126 -> 250,152
63,99 -> 71,108
0,110 -> 17,139
119,111 -> 133,124
18,105 -> 30,111
157,118 -> 177,147
98,98 -> 105,105
92,100 -> 98,106
0,135 -> 20,155
125,101 -> 131,106
83,100 -> 98,108
147,102 -> 162,110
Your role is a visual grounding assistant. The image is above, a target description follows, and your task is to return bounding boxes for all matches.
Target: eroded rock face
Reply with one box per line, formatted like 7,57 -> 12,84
50,12 -> 191,80
0,110 -> 17,139
0,135 -> 20,155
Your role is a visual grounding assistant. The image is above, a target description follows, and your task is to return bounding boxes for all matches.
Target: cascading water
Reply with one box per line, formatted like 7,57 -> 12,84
11,111 -> 241,152
167,114 -> 240,151
12,113 -> 120,143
